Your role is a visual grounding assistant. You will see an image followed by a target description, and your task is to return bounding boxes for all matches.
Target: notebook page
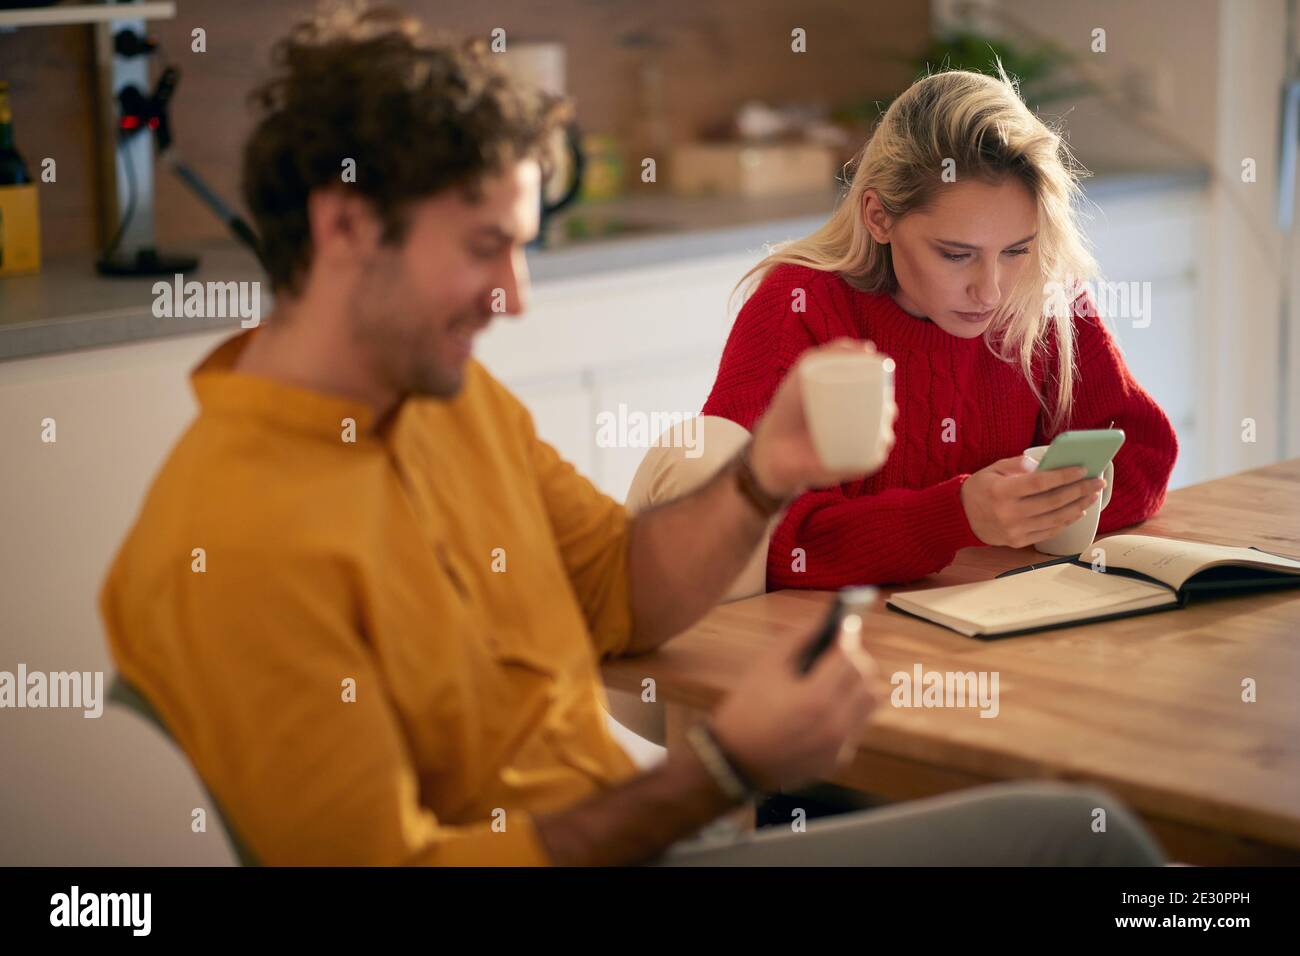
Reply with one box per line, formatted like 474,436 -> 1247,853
1096,535 -> 1300,591
890,563 -> 1174,633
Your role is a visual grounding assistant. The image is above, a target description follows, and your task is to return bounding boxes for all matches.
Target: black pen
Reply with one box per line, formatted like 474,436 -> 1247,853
996,555 -> 1080,578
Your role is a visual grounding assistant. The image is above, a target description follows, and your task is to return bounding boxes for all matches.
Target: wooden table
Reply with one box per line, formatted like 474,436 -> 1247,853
603,459 -> 1300,864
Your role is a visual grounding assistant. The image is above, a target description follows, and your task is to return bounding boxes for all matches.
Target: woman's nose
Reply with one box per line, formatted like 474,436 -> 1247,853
971,263 -> 1001,309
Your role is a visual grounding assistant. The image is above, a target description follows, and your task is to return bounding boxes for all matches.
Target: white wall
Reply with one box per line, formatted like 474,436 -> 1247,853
1084,187 -> 1207,488
1199,0 -> 1295,474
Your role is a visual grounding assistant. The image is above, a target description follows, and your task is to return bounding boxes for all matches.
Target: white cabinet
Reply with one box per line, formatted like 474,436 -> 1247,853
590,357 -> 720,499
510,376 -> 595,479
477,249 -> 757,500
0,330 -> 236,866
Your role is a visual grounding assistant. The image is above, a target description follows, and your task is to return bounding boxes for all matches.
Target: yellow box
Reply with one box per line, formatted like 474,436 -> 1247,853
0,183 -> 41,276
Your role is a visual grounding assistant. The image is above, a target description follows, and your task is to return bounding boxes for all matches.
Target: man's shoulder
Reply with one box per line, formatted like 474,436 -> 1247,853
464,358 -> 528,416
109,417 -> 365,584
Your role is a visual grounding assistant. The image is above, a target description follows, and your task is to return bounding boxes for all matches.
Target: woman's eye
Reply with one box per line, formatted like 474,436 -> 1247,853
941,247 -> 1030,262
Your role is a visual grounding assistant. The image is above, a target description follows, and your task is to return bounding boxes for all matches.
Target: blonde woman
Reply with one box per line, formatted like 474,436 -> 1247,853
702,67 -> 1179,588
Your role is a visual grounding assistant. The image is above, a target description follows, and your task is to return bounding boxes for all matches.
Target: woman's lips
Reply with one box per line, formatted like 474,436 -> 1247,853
955,309 -> 994,323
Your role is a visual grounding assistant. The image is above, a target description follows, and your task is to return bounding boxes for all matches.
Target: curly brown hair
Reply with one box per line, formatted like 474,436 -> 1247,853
241,1 -> 572,293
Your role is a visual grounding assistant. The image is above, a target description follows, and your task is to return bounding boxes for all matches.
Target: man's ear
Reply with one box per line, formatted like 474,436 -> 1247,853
307,187 -> 383,267
861,189 -> 894,245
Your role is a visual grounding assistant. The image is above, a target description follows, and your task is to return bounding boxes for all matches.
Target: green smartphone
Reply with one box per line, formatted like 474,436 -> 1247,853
1034,428 -> 1126,479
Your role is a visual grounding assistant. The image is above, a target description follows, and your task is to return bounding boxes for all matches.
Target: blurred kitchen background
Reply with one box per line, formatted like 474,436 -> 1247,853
0,0 -> 1297,863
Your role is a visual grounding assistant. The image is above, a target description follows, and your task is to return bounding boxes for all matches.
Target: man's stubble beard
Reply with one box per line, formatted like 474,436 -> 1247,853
347,251 -> 464,400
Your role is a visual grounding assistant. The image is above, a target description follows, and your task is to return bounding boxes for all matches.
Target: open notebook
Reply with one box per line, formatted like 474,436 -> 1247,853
886,534 -> 1300,638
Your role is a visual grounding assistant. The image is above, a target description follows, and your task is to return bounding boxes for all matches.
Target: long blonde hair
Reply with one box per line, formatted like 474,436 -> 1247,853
735,64 -> 1098,433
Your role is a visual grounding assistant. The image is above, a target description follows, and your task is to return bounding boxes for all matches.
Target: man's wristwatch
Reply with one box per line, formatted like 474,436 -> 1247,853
685,722 -> 764,804
734,439 -> 793,518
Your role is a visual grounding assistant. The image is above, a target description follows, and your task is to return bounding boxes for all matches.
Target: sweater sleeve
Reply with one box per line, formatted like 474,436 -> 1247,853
1038,298 -> 1180,533
766,474 -> 984,589
702,266 -> 984,589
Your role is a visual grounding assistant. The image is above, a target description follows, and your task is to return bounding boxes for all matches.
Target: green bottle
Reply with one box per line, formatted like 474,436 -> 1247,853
0,81 -> 33,186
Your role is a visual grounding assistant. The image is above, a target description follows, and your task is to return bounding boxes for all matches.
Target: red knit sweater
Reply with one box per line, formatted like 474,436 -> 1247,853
701,263 -> 1180,589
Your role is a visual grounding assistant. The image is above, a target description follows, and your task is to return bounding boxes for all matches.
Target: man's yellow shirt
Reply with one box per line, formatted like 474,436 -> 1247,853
100,329 -> 640,865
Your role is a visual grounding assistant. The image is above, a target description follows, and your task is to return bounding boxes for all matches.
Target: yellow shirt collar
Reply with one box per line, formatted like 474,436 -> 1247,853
191,329 -> 383,441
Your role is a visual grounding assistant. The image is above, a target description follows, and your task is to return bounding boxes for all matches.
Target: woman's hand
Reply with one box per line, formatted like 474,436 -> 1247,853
960,456 -> 1106,548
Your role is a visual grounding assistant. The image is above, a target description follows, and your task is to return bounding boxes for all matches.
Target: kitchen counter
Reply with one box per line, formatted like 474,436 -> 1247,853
0,168 -> 1209,363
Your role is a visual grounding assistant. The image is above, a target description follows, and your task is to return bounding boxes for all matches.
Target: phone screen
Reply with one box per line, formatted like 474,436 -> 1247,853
1035,429 -> 1125,479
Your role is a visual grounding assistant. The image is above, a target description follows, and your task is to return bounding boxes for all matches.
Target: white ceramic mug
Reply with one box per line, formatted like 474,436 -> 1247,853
799,351 -> 895,473
1023,444 -> 1115,556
